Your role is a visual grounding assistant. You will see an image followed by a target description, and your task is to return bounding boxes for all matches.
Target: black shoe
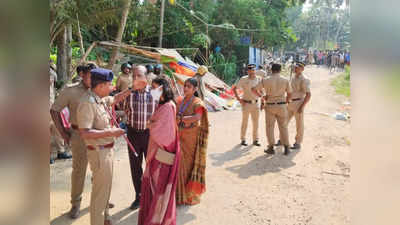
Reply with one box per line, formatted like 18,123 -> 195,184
57,152 -> 72,159
290,143 -> 301,150
284,146 -> 290,155
130,199 -> 140,210
240,140 -> 248,146
264,146 -> 275,154
274,140 -> 282,146
253,140 -> 261,147
50,159 -> 55,164
68,205 -> 80,219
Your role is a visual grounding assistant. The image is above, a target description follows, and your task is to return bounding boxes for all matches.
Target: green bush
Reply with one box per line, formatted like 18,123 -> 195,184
332,65 -> 350,97
50,54 -> 57,64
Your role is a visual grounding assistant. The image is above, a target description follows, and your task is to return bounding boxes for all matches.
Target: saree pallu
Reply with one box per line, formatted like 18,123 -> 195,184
139,102 -> 180,225
176,97 -> 209,205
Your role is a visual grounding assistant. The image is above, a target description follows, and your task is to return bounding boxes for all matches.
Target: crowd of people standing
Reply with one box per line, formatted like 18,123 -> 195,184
50,57 -> 315,225
306,50 -> 350,72
50,62 -> 209,225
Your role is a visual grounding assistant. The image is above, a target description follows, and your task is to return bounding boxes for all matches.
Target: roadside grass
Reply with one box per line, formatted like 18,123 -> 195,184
331,65 -> 350,97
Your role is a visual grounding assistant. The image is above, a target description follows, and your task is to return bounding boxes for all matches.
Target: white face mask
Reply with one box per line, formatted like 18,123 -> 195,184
150,85 -> 163,102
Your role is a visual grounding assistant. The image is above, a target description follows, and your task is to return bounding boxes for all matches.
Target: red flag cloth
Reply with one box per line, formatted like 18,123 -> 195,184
61,108 -> 71,129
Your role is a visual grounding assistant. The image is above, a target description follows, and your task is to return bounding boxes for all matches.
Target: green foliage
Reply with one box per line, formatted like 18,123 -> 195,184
50,54 -> 57,64
192,33 -> 210,48
332,65 -> 350,97
71,47 -> 82,59
209,52 -> 237,85
51,0 -> 307,84
286,0 -> 350,50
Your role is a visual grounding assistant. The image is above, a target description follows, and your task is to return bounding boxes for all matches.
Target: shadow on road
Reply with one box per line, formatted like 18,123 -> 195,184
226,147 -> 300,179
50,207 -> 89,225
177,205 -> 196,225
209,144 -> 254,167
112,208 -> 139,225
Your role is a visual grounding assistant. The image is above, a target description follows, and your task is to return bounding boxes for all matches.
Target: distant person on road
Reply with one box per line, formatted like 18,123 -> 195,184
116,63 -> 132,92
145,64 -> 157,85
256,65 -> 267,78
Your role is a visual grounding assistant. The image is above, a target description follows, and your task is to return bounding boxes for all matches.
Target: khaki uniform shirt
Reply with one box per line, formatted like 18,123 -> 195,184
51,82 -> 89,125
236,75 -> 262,101
77,91 -> 115,146
255,73 -> 292,103
116,73 -> 132,91
290,74 -> 311,99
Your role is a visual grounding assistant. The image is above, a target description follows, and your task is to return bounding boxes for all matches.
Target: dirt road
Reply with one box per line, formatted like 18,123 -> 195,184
50,66 -> 350,225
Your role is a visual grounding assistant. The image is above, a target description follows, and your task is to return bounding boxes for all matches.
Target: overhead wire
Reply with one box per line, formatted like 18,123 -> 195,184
175,1 -> 269,32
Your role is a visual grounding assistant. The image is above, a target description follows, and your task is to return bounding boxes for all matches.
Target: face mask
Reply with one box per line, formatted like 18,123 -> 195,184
150,85 -> 163,102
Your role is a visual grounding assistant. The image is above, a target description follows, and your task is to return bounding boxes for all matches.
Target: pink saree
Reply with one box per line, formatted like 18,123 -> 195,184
138,101 -> 180,225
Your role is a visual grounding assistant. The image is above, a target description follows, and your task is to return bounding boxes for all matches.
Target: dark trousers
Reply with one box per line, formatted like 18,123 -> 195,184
127,127 -> 150,200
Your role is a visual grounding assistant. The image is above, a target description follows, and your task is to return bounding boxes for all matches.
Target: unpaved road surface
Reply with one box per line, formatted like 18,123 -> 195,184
50,66 -> 350,225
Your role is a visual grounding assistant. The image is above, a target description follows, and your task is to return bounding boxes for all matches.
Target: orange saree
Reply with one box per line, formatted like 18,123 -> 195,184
176,96 -> 209,205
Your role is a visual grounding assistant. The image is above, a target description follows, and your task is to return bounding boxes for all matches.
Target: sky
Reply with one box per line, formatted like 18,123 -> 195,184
302,0 -> 348,12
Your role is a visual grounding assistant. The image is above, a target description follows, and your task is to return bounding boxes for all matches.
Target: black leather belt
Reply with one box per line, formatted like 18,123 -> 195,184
266,102 -> 287,105
243,99 -> 258,104
291,98 -> 302,101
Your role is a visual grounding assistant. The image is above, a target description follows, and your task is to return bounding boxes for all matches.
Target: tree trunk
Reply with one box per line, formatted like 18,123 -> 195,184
76,13 -> 85,56
107,0 -> 132,69
56,25 -> 68,82
66,24 -> 73,80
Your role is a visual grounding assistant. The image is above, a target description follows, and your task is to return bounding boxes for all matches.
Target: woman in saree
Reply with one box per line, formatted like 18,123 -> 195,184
176,78 -> 209,205
138,77 -> 180,225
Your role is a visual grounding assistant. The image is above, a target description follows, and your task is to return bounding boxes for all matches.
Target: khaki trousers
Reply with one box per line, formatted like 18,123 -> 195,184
87,148 -> 113,225
288,101 -> 304,144
70,130 -> 88,207
241,103 -> 260,141
50,122 -> 68,159
265,105 -> 289,147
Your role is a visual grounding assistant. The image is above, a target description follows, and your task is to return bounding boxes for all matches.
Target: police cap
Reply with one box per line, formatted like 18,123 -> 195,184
247,64 -> 256,70
90,68 -> 114,82
295,61 -> 305,68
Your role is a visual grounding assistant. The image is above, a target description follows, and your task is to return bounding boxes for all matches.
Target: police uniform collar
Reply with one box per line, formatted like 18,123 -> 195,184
89,90 -> 103,104
78,81 -> 90,89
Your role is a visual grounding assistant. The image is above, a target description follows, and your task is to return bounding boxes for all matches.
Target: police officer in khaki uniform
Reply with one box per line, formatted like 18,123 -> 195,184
233,64 -> 262,146
252,63 -> 292,155
145,64 -> 158,84
287,62 -> 311,149
77,68 -> 126,225
116,63 -> 133,92
50,65 -> 91,218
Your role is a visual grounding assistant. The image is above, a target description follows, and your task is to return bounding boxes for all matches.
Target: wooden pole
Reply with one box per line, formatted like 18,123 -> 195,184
76,13 -> 85,56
